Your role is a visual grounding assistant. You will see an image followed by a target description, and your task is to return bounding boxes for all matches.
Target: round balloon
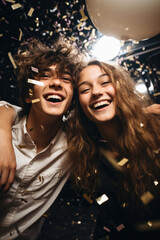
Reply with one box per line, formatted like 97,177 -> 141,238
85,0 -> 160,40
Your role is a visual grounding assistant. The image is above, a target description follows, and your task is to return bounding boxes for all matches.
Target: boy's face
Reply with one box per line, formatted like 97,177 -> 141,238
27,65 -> 73,121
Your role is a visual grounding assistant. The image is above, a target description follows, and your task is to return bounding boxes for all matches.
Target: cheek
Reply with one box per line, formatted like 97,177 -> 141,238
107,85 -> 116,98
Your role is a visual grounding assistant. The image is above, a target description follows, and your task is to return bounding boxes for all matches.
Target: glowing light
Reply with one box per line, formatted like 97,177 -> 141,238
135,79 -> 148,95
91,36 -> 121,61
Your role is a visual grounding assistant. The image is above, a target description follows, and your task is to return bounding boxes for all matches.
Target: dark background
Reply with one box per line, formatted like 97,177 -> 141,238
0,1 -> 160,239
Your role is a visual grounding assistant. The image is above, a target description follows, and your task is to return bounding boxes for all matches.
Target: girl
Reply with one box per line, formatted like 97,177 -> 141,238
67,60 -> 160,239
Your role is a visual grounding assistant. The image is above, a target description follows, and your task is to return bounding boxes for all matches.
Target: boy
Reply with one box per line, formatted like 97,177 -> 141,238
0,38 -> 81,240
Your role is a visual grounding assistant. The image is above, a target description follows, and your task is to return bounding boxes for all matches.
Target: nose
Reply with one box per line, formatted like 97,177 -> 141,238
92,84 -> 102,98
49,77 -> 62,89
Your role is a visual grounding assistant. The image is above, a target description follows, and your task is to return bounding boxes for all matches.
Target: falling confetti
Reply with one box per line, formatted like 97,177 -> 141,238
28,78 -> 44,86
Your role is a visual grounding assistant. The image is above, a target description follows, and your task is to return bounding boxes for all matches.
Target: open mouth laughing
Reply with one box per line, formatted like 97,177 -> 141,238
45,94 -> 64,103
91,100 -> 111,110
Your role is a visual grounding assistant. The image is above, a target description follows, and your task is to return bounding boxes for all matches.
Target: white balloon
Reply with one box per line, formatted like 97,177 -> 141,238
86,0 -> 160,40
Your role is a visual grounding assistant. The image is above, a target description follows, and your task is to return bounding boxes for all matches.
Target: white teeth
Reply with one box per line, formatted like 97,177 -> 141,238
46,95 -> 62,100
93,101 -> 108,109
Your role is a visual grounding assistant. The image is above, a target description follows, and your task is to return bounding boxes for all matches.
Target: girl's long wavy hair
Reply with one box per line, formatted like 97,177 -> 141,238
67,60 -> 160,200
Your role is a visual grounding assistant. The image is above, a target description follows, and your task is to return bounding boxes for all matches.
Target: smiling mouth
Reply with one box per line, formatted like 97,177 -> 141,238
45,94 -> 63,103
91,100 -> 110,110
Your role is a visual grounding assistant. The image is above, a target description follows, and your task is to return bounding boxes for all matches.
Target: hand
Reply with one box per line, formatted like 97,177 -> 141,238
144,104 -> 160,115
0,131 -> 16,192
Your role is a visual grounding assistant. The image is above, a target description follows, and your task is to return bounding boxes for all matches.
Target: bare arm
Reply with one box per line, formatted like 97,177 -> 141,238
144,103 -> 160,115
0,105 -> 16,192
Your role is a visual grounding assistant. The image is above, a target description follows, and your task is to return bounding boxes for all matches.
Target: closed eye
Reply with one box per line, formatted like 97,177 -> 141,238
61,77 -> 72,83
102,81 -> 111,86
80,88 -> 90,94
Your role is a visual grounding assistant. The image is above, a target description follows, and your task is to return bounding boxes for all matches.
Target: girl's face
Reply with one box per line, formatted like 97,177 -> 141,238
78,65 -> 116,124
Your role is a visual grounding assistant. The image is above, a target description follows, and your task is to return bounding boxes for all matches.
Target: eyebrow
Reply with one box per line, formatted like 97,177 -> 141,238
78,73 -> 108,88
40,68 -> 71,76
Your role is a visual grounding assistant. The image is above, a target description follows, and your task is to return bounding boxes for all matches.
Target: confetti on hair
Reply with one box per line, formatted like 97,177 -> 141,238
28,78 -> 44,86
117,158 -> 129,166
29,88 -> 33,96
140,122 -> 144,127
116,223 -> 125,231
96,194 -> 108,205
77,176 -> 81,181
31,66 -> 39,73
27,7 -> 34,17
11,3 -> 22,10
41,124 -> 45,131
31,98 -> 40,103
8,52 -> 17,69
140,191 -> 154,205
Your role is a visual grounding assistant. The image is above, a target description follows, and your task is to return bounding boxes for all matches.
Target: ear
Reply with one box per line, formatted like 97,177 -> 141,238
25,97 -> 31,103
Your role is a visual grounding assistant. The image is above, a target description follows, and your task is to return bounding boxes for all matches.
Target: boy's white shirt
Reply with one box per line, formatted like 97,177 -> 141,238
0,101 -> 71,239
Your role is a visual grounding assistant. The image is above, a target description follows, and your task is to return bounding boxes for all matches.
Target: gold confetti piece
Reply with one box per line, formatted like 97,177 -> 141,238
43,213 -> 48,218
140,122 -> 144,127
122,202 -> 128,207
83,193 -> 93,204
28,7 -> 34,17
0,34 -> 3,37
117,158 -> 129,166
103,226 -> 110,232
79,7 -> 88,21
154,180 -> 158,186
18,144 -> 27,148
5,0 -> 15,2
153,92 -> 160,96
96,194 -> 108,205
153,148 -> 160,154
77,221 -> 81,224
140,191 -> 154,205
135,219 -> 160,232
11,3 -> 22,10
77,176 -> 81,181
29,88 -> 33,96
31,98 -> 40,103
100,148 -> 122,171
8,52 -> 17,69
116,223 -> 125,231
31,66 -> 39,73
19,28 -> 22,41
28,78 -> 44,86
147,221 -> 152,227
41,125 -> 45,131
